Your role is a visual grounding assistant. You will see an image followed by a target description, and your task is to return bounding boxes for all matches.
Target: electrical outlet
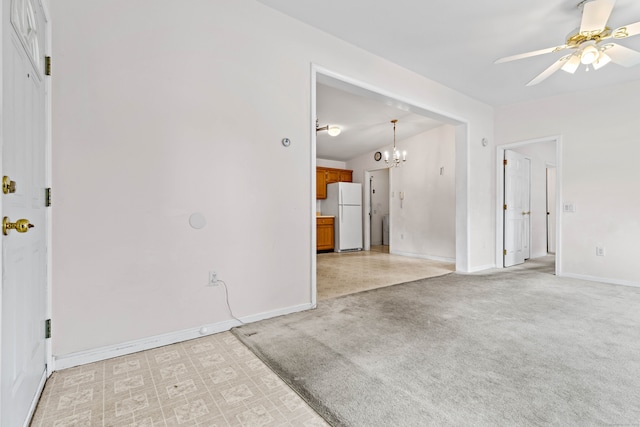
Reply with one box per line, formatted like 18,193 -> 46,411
208,271 -> 219,286
596,246 -> 605,257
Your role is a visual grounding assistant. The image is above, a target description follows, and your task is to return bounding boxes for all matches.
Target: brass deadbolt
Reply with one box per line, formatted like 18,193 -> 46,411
2,217 -> 34,235
2,176 -> 16,194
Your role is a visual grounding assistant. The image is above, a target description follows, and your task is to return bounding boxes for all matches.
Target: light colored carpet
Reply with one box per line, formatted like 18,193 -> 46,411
233,258 -> 640,426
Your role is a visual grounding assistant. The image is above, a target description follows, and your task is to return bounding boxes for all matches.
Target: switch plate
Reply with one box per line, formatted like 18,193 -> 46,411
596,247 -> 605,257
563,203 -> 576,213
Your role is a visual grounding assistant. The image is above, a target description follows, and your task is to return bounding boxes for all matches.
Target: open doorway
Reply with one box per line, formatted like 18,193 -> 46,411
497,137 -> 561,275
363,168 -> 390,251
311,66 -> 470,304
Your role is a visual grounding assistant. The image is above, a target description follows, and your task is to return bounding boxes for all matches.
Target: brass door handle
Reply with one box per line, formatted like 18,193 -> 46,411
522,211 -> 531,215
2,176 -> 16,194
3,217 -> 34,235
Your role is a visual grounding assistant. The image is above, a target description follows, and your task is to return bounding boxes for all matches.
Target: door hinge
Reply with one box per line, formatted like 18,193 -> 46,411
504,204 -> 507,210
503,249 -> 507,256
45,56 -> 51,76
45,319 -> 51,339
503,159 -> 508,166
45,187 -> 52,207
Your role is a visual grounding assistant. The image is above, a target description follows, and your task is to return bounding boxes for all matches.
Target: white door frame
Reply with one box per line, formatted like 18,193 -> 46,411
495,136 -> 562,275
310,64 -> 471,307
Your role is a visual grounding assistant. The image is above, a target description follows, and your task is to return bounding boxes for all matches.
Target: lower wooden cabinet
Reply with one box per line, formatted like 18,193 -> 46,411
316,217 -> 334,251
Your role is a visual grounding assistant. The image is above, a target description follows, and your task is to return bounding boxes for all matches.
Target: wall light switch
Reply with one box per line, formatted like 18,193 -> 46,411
563,203 -> 576,213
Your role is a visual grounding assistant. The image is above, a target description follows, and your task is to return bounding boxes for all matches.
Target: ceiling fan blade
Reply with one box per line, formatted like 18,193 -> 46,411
526,56 -> 570,86
592,52 -> 612,70
495,45 -> 569,64
603,43 -> 640,67
561,54 -> 581,74
612,21 -> 640,39
580,0 -> 615,34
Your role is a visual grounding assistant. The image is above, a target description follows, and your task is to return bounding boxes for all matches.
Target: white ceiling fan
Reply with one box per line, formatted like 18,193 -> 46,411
496,0 -> 640,86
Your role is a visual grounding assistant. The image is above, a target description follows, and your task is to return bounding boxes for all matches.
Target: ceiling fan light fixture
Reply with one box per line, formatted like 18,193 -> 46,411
580,44 -> 599,64
592,51 -> 611,69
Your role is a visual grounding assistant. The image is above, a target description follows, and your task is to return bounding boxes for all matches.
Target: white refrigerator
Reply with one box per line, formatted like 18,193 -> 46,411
324,182 -> 363,252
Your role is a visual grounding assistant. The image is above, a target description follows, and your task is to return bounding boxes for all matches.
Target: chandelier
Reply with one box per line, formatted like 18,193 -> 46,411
385,119 -> 406,167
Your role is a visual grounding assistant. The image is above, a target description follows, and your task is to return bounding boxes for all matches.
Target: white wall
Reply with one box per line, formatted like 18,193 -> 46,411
511,142 -> 556,259
496,80 -> 640,285
316,159 -> 346,169
51,0 -> 495,359
348,125 -> 456,261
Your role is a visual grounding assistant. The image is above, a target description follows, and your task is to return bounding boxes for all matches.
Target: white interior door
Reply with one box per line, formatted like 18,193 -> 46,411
546,167 -> 557,254
2,0 -> 49,425
522,157 -> 531,260
504,150 -> 530,267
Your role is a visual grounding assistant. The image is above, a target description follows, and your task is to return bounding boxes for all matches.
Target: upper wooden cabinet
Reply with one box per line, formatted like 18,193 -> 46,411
339,169 -> 353,182
316,167 -> 353,199
316,169 -> 327,199
326,169 -> 341,184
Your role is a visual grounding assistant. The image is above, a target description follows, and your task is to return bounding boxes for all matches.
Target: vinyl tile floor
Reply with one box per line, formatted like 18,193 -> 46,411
31,247 -> 453,426
30,332 -> 329,427
316,245 -> 455,300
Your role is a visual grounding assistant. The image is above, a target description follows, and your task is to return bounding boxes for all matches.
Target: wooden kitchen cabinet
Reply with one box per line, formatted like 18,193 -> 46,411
339,169 -> 353,182
316,169 -> 327,199
316,217 -> 335,251
326,168 -> 341,184
316,167 -> 353,199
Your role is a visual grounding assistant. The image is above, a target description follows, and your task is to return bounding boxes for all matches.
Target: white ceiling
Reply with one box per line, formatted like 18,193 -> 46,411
259,0 -> 640,107
261,0 -> 640,162
316,83 -> 444,161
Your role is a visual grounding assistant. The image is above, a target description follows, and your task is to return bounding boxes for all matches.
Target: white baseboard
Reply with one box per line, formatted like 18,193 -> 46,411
53,302 -> 313,371
560,273 -> 640,288
389,250 -> 455,264
465,263 -> 497,273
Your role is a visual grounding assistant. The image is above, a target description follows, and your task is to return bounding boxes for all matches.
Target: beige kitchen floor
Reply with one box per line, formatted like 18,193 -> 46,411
30,247 -> 453,426
316,245 -> 455,300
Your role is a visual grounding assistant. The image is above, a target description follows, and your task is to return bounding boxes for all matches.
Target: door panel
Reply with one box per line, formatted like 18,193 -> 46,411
504,150 -> 530,267
2,0 -> 49,425
547,167 -> 557,254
